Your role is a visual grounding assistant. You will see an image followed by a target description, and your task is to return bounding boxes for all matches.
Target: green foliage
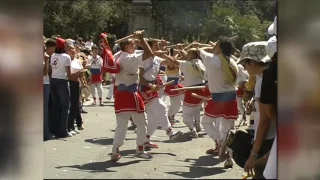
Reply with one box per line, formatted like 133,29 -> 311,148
43,0 -> 275,49
43,0 -> 131,43
202,1 -> 273,49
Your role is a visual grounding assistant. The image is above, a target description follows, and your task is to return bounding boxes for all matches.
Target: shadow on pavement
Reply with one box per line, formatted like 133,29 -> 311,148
166,166 -> 226,179
165,156 -> 225,178
197,132 -> 207,138
56,159 -> 147,173
101,104 -> 114,107
183,155 -> 221,167
147,152 -> 177,157
84,137 -> 136,146
103,101 -> 114,104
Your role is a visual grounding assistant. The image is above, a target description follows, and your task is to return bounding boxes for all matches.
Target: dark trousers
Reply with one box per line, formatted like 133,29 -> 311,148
253,138 -> 274,179
50,78 -> 70,137
43,84 -> 52,138
68,81 -> 83,130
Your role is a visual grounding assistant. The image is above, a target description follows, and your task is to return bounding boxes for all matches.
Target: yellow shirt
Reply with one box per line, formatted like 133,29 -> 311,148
245,76 -> 256,92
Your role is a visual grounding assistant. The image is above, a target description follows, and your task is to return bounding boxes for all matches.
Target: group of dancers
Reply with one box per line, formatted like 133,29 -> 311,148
99,15 -> 277,179
101,31 -> 246,167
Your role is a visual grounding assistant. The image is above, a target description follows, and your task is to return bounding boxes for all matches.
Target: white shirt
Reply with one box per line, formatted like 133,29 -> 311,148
87,55 -> 103,69
200,50 -> 237,93
71,59 -> 83,74
253,75 -> 276,140
50,53 -> 71,80
142,56 -> 162,81
263,135 -> 277,179
85,41 -> 93,49
43,53 -> 50,84
236,64 -> 249,85
179,59 -> 205,86
113,51 -> 122,61
115,51 -> 143,86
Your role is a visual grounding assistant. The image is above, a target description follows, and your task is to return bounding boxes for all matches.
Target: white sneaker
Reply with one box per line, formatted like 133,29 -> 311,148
195,123 -> 201,132
135,151 -> 153,159
70,131 -> 77,135
67,132 -> 73,137
73,129 -> 81,134
169,131 -> 183,141
189,129 -> 198,138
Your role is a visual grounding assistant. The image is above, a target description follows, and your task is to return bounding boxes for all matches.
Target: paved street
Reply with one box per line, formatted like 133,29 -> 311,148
44,85 -> 246,179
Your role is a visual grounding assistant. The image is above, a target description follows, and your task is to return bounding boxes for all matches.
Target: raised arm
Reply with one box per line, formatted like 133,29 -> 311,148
133,31 -> 154,61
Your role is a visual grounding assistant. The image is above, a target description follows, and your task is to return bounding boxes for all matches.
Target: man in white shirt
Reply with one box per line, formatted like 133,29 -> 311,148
198,37 -> 239,168
169,48 -> 207,138
105,31 -> 155,161
137,39 -> 183,149
240,41 -> 276,179
86,45 -> 104,106
50,38 -> 74,138
43,39 -> 56,141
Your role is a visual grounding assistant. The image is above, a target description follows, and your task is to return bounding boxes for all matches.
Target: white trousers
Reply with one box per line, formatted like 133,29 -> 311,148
168,94 -> 184,117
107,83 -> 114,99
113,112 -> 147,148
90,82 -> 103,98
237,97 -> 245,115
145,98 -> 171,137
182,105 -> 201,129
201,115 -> 235,143
159,75 -> 167,103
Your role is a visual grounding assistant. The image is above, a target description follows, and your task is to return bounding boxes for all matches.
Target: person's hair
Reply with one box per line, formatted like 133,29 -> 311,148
45,39 -> 56,48
241,58 -> 269,67
90,36 -> 94,39
91,44 -> 98,50
77,37 -> 83,42
55,48 -> 65,54
170,48 -> 174,56
81,49 -> 90,56
147,40 -> 157,48
119,41 -> 131,51
218,36 -> 234,56
188,50 -> 199,59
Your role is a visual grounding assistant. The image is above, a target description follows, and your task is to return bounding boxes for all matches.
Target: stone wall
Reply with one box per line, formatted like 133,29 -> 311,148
128,0 -> 156,38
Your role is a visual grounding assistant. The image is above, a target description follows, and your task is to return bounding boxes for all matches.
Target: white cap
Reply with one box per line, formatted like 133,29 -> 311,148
266,36 -> 277,58
268,16 -> 277,35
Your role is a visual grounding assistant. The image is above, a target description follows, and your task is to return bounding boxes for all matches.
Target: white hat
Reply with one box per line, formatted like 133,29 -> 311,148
268,16 -> 277,35
266,36 -> 277,58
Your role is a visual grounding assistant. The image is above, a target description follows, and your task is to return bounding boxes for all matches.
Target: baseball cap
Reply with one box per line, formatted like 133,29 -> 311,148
56,38 -> 66,49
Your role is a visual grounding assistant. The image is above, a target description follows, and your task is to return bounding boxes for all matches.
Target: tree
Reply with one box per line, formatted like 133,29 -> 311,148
202,2 -> 272,49
43,0 -> 131,44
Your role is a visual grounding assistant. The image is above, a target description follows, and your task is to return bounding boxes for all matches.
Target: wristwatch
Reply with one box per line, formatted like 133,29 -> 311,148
250,151 -> 258,159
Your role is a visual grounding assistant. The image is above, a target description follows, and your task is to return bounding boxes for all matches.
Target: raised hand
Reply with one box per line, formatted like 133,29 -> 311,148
133,30 -> 144,39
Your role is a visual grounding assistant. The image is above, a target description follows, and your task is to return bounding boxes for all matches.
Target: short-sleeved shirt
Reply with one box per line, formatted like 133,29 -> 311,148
115,51 -> 144,86
260,59 -> 277,108
179,59 -> 205,86
200,50 -> 237,93
253,75 -> 276,140
50,53 -> 71,80
71,59 -> 83,74
141,56 -> 162,81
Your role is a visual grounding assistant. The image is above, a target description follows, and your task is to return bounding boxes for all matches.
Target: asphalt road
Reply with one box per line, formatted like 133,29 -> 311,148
44,85 -> 246,179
